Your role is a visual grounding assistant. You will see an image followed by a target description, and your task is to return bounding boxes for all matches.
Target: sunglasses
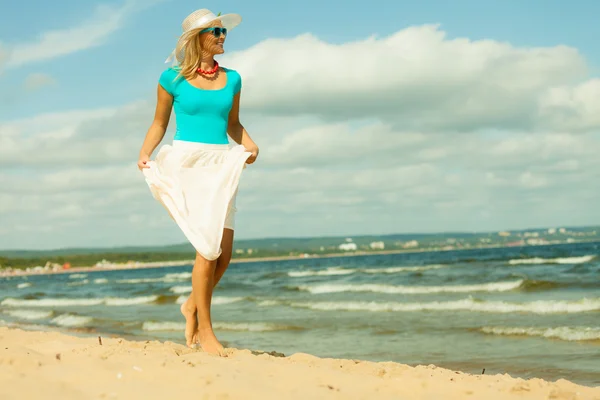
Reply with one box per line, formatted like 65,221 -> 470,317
200,27 -> 227,37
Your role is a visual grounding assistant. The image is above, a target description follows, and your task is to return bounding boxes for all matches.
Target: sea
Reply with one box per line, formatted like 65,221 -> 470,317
1,241 -> 599,386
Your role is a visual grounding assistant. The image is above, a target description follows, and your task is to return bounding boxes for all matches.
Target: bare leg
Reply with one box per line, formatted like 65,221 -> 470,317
181,229 -> 234,350
192,253 -> 223,355
180,295 -> 198,347
214,228 -> 235,287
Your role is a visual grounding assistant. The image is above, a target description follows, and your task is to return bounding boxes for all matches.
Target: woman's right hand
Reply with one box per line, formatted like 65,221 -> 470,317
137,153 -> 150,170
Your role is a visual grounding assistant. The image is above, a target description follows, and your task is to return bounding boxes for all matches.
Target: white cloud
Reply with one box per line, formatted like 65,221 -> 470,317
538,79 -> 600,132
4,0 -> 163,68
1,100 -> 598,249
0,102 -> 152,167
24,73 -> 57,91
223,25 -> 599,132
1,24 -> 600,249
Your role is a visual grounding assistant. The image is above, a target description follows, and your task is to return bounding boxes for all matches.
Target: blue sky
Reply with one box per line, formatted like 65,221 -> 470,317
2,0 -> 600,119
1,0 -> 599,250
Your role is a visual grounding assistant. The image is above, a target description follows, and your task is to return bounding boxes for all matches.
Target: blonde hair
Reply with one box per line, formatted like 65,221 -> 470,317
173,27 -> 206,80
172,13 -> 223,80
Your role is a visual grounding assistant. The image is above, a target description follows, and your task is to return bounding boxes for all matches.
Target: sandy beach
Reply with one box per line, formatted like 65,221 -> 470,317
1,327 -> 598,400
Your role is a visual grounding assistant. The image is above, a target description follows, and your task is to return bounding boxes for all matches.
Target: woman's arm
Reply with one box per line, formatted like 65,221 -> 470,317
138,85 -> 173,169
227,91 -> 259,164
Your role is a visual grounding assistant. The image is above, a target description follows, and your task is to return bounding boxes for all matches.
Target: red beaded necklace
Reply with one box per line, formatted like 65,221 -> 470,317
197,60 -> 219,75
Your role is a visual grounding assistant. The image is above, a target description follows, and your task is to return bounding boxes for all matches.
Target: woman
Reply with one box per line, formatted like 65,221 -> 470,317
137,9 -> 259,355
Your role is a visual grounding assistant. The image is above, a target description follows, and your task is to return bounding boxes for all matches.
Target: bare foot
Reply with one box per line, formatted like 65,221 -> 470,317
197,328 -> 226,356
180,300 -> 198,348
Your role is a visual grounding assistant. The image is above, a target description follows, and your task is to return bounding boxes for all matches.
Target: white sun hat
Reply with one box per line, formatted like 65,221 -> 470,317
165,8 -> 242,65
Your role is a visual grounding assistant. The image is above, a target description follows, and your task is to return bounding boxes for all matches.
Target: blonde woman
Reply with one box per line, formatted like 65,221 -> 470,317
137,9 -> 259,355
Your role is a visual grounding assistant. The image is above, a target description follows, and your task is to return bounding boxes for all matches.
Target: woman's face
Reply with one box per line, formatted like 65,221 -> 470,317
199,21 -> 226,56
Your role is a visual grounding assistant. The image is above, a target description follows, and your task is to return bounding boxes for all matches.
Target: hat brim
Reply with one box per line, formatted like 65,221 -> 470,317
192,13 -> 242,31
212,13 -> 242,30
166,13 -> 242,64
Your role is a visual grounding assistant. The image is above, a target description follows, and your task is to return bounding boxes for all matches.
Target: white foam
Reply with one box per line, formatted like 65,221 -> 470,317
142,321 -> 185,331
288,267 -> 355,277
288,264 -> 449,277
94,278 -> 108,284
508,255 -> 596,265
213,322 -> 283,332
104,296 -> 158,306
67,279 -> 89,286
117,278 -> 166,284
169,285 -> 192,294
1,296 -> 157,307
288,297 -> 600,314
142,321 -> 285,332
297,280 -> 524,295
212,296 -> 244,305
4,310 -> 53,320
17,282 -> 31,289
480,326 -> 600,342
175,295 -> 243,305
68,274 -> 87,279
164,272 -> 192,280
362,264 -> 447,274
51,314 -> 93,327
258,300 -> 281,307
117,272 -> 191,284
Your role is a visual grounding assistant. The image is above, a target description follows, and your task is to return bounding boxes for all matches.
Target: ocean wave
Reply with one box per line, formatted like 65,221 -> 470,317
94,278 -> 108,284
169,285 -> 192,294
287,264 -> 447,277
17,282 -> 31,289
51,314 -> 93,327
67,279 -> 89,286
164,272 -> 192,280
142,321 -> 299,332
1,295 -> 158,307
508,255 -> 596,265
362,265 -> 447,274
286,297 -> 600,314
258,300 -> 281,307
480,326 -> 600,342
175,295 -> 244,305
116,272 -> 192,285
288,267 -> 355,277
213,296 -> 245,305
68,274 -> 87,279
295,280 -> 524,295
3,309 -> 53,320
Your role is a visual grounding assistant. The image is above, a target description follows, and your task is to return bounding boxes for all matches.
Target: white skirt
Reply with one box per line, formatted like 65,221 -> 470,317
142,140 -> 251,260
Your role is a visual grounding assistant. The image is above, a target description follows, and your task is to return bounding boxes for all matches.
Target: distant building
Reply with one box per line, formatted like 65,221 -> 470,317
402,240 -> 419,249
369,241 -> 385,250
526,238 -> 547,245
498,231 -> 511,237
338,243 -> 357,251
547,228 -> 556,234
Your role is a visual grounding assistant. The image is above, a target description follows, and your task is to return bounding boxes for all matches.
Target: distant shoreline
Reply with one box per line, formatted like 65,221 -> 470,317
2,238 -> 598,278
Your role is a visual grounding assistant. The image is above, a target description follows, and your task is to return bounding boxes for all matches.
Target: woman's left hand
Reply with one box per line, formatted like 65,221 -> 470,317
246,146 -> 259,164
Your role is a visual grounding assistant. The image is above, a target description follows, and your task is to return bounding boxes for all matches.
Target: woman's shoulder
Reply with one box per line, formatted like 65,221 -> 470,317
160,67 -> 183,81
222,67 -> 242,93
158,67 -> 184,95
222,67 -> 241,79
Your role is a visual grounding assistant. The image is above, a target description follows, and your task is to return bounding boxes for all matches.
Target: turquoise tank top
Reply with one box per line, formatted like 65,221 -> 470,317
158,67 -> 242,144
